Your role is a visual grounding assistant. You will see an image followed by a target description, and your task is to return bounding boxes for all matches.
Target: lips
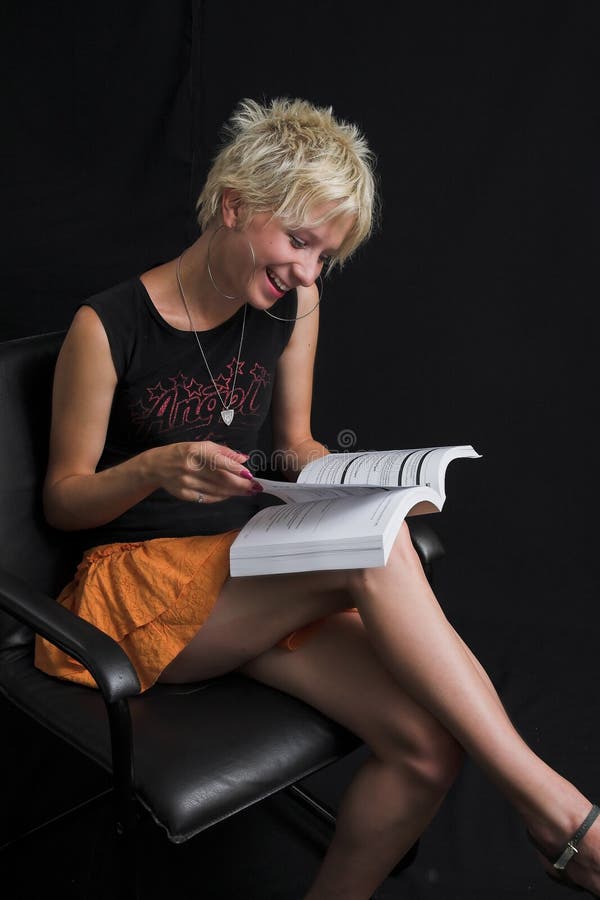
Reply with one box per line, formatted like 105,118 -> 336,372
266,267 -> 289,295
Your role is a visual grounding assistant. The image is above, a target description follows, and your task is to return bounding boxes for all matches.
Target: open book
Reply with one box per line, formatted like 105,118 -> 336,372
229,445 -> 481,576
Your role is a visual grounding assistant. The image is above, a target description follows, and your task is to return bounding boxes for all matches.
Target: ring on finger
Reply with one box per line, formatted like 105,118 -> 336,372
196,492 -> 205,503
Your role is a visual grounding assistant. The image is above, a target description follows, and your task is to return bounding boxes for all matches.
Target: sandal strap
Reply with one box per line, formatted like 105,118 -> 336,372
554,804 -> 600,871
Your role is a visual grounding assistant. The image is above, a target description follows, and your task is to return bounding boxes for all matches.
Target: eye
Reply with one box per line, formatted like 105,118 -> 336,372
289,233 -> 331,265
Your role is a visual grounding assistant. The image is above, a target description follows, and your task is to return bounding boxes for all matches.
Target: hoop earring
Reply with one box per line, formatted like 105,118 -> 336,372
263,276 -> 324,322
207,224 -> 256,302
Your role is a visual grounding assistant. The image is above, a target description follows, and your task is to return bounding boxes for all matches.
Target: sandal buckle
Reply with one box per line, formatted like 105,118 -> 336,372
554,841 -> 579,871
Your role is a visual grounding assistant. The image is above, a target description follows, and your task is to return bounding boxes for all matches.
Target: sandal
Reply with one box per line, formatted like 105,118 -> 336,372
528,804 -> 600,897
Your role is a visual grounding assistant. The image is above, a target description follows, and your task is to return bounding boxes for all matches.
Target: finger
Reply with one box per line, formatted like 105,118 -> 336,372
200,474 -> 263,498
184,468 -> 262,499
181,487 -> 212,503
202,441 -> 249,463
183,481 -> 234,503
186,450 -> 245,476
187,444 -> 250,477
218,443 -> 250,462
212,450 -> 256,481
185,484 -> 260,503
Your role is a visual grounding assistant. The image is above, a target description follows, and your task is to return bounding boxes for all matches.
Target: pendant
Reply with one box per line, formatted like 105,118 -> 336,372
221,409 -> 234,426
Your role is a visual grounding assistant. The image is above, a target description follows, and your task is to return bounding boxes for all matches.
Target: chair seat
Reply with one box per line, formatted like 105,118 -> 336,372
0,647 -> 361,843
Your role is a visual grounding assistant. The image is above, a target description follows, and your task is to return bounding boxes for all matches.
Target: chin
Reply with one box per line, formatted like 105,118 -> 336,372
248,292 -> 280,311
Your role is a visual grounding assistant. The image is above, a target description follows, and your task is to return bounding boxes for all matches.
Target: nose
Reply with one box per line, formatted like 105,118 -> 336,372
293,253 -> 323,288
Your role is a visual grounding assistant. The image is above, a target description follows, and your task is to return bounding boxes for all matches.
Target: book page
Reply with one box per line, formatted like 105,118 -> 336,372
297,445 -> 480,499
253,478 -> 385,504
231,486 -> 440,555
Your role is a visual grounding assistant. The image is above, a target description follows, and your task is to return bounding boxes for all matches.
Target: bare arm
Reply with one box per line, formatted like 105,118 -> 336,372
270,284 -> 329,482
44,306 -> 257,531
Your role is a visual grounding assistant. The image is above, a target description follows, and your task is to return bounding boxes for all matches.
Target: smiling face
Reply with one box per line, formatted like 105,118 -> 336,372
219,197 -> 356,310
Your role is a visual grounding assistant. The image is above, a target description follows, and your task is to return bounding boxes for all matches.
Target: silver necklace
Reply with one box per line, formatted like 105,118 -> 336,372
176,253 -> 247,426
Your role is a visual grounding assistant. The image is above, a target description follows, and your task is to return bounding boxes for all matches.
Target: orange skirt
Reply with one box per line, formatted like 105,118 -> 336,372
34,531 -> 339,692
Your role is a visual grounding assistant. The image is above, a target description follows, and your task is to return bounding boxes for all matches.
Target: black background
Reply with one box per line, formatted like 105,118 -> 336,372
2,2 -> 599,898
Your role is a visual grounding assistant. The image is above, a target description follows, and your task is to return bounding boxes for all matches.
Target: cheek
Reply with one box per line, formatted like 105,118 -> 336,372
256,238 -> 282,264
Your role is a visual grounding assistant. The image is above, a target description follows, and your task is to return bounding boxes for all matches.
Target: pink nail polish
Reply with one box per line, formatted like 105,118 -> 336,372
250,482 -> 263,493
239,469 -> 253,480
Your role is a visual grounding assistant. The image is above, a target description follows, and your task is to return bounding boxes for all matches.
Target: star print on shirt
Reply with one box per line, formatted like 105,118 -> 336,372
129,359 -> 271,438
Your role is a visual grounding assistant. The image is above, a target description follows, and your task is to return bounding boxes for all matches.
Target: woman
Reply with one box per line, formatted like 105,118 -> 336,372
35,97 -> 598,899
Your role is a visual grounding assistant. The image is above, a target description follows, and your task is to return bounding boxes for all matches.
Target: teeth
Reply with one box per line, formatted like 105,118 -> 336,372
267,268 -> 287,292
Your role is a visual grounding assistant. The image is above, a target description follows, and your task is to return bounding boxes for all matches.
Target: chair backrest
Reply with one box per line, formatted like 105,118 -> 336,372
0,331 -> 78,650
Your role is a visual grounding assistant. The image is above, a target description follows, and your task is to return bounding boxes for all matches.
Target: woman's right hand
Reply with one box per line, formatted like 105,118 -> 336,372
145,441 -> 264,503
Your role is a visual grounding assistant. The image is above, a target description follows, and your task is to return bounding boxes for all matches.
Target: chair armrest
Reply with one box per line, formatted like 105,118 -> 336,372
406,518 -> 446,567
0,567 -> 141,702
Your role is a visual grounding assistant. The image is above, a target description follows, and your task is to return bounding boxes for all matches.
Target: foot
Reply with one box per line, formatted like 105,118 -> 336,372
528,803 -> 600,896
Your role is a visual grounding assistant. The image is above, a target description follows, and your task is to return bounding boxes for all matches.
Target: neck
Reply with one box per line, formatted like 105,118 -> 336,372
176,232 -> 246,330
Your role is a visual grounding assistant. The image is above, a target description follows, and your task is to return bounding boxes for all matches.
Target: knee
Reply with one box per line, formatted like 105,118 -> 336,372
387,521 -> 424,570
413,732 -> 465,796
404,723 -> 464,795
383,716 -> 464,796
346,521 -> 423,592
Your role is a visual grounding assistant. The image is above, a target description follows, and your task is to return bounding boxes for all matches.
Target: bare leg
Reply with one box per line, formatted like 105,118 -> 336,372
161,523 -> 600,896
159,566 -> 353,682
239,612 -> 463,900
163,580 -> 464,900
344,524 -> 600,893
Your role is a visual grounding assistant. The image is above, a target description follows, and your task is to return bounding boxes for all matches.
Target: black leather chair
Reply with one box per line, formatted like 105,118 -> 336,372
0,330 -> 446,898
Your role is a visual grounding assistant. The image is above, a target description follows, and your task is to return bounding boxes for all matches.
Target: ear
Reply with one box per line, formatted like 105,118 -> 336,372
221,189 -> 244,228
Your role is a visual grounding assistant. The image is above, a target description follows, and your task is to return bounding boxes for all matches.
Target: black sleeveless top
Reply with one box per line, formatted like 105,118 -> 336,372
77,277 -> 297,550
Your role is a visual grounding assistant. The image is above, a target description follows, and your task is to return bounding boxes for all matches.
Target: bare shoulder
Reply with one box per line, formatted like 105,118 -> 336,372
57,304 -> 116,383
296,282 -> 320,319
270,283 -> 320,450
65,303 -> 110,342
46,305 -> 119,483
283,282 -> 320,351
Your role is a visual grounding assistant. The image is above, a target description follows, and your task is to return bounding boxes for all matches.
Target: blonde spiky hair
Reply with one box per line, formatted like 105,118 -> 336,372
196,97 -> 379,269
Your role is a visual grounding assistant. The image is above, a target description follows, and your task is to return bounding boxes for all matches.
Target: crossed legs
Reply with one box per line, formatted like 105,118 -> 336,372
160,523 -> 600,898
239,610 -> 463,899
